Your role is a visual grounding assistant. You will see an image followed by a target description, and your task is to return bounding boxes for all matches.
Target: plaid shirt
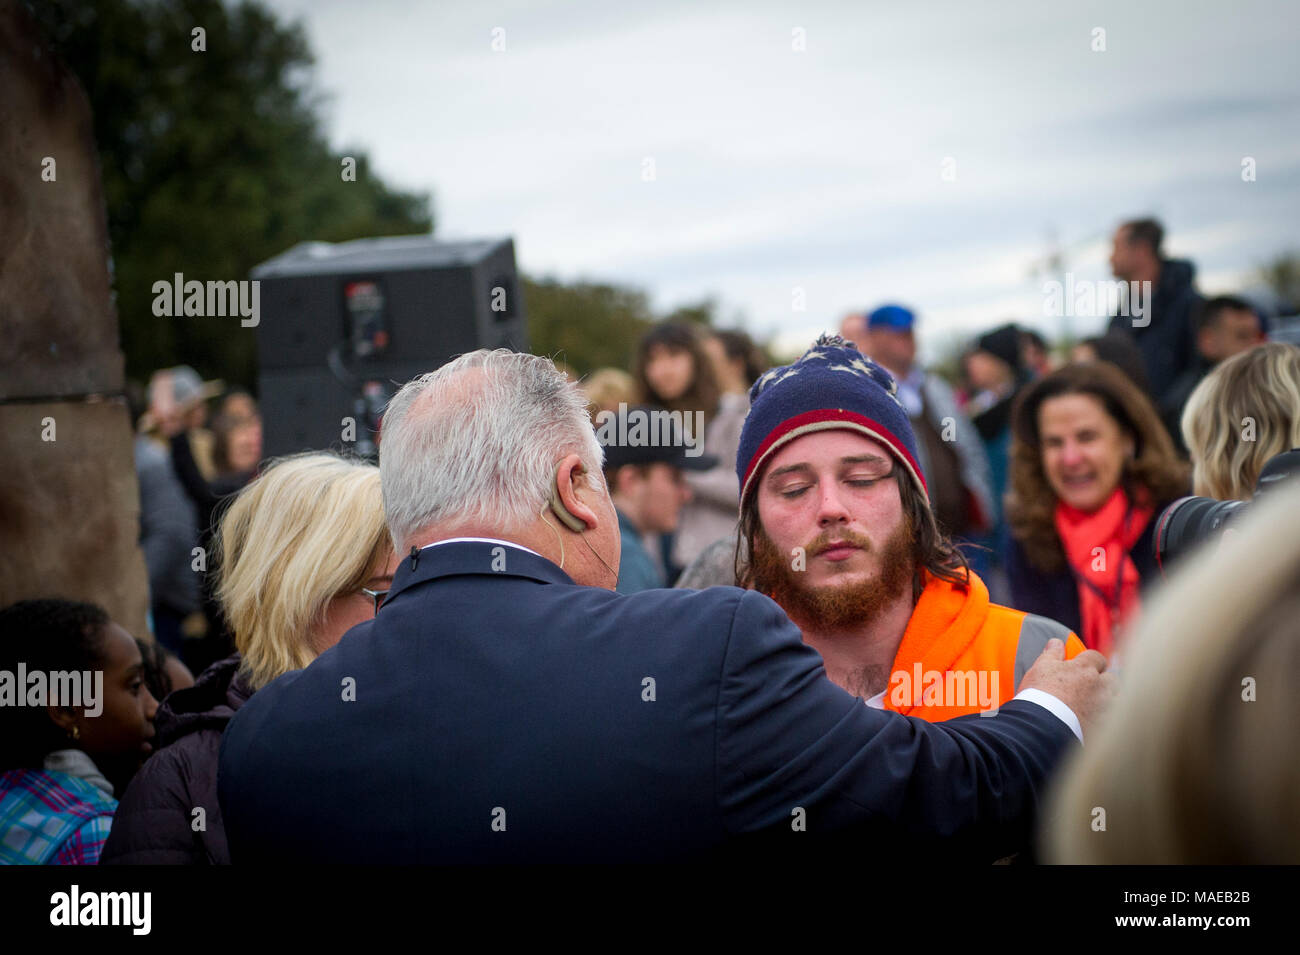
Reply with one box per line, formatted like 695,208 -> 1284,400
0,769 -> 117,865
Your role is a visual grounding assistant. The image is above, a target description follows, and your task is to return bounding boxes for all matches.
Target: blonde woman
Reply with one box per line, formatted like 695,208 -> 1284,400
1046,479 -> 1300,863
1181,342 -> 1300,501
581,367 -> 637,424
101,453 -> 396,864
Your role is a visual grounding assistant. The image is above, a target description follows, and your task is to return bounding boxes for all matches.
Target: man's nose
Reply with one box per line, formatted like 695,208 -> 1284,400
816,481 -> 851,525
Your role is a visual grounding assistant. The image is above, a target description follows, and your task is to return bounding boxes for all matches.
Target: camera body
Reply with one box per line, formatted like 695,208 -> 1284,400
1154,449 -> 1300,572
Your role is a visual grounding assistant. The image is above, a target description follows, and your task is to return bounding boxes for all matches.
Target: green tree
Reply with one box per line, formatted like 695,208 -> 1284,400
520,280 -> 762,381
522,277 -> 656,378
661,297 -> 718,328
1258,251 -> 1300,313
32,0 -> 432,389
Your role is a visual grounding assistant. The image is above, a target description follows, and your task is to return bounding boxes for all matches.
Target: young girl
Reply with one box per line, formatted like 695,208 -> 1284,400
0,599 -> 157,864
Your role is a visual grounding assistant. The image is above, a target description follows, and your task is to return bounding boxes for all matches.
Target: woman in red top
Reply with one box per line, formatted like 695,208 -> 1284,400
1005,361 -> 1188,657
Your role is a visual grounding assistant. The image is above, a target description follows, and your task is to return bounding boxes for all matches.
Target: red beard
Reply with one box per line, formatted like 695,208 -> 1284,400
750,515 -> 915,631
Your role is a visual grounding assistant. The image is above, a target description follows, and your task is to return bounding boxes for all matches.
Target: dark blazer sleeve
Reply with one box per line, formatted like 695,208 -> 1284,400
714,589 -> 1077,861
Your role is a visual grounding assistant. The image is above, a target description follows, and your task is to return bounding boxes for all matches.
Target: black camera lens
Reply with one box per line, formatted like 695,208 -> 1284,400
1154,496 -> 1248,572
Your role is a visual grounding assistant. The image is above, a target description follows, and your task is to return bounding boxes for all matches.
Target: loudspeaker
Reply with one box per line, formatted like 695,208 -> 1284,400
251,235 -> 527,458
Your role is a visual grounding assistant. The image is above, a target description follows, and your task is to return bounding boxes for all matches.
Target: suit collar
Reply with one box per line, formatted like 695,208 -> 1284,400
387,540 -> 574,603
420,536 -> 543,558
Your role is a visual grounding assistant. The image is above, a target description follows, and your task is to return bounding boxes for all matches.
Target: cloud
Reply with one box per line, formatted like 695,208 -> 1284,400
264,0 -> 1300,349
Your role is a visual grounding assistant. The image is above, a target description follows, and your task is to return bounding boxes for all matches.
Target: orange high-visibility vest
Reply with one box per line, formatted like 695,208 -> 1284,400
881,570 -> 1086,722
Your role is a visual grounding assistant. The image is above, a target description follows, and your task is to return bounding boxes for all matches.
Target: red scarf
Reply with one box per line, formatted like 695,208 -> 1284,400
1053,487 -> 1151,657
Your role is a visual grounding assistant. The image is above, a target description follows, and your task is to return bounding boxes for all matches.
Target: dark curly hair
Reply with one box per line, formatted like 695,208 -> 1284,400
1006,361 -> 1189,574
0,599 -> 110,769
136,638 -> 181,704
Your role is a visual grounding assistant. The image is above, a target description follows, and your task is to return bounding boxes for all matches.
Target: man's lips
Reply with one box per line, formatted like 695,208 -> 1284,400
815,541 -> 863,561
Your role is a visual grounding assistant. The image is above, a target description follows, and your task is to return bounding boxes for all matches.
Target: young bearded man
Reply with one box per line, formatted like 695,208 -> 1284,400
734,335 -> 1087,721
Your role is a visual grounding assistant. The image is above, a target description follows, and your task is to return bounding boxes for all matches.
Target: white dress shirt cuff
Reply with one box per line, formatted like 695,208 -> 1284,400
1013,688 -> 1084,743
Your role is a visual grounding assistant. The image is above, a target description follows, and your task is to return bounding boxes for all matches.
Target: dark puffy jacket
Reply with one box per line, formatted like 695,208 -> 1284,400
1108,258 -> 1203,407
99,654 -> 251,865
1005,501 -> 1171,642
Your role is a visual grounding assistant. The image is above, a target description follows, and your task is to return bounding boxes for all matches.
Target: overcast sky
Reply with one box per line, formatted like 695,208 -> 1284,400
263,0 -> 1300,359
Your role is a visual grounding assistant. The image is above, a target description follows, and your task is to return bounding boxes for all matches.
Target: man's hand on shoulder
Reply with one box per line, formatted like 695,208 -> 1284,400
1018,638 -> 1117,740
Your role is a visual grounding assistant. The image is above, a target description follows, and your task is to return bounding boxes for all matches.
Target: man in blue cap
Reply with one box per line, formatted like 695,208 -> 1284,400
845,304 -> 993,545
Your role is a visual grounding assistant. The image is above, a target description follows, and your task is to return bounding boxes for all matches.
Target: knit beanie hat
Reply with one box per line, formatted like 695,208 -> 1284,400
736,334 -> 927,507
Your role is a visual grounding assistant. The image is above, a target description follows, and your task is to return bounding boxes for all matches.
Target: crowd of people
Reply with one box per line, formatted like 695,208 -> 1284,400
2,215 -> 1299,865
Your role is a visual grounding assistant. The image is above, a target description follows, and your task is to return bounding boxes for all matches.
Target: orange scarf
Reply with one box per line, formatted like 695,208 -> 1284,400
1053,487 -> 1151,657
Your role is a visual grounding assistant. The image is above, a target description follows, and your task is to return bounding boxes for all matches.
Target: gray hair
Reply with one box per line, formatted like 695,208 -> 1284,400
380,349 -> 604,550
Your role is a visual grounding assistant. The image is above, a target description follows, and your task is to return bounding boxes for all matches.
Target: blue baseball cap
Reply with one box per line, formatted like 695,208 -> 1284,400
867,304 -> 916,331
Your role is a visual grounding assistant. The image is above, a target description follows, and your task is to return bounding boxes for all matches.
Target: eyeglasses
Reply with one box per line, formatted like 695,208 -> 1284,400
359,587 -> 389,614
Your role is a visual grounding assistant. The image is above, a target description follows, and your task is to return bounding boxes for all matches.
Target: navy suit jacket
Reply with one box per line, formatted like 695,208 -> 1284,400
218,541 -> 1077,863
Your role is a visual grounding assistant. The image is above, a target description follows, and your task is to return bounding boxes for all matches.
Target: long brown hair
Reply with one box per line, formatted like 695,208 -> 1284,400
1006,361 -> 1189,573
736,462 -> 970,601
633,322 -> 720,434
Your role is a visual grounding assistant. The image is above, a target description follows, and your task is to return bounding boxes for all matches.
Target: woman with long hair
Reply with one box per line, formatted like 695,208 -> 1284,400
633,322 -> 720,434
632,322 -> 722,580
1004,362 -> 1188,657
670,328 -> 769,570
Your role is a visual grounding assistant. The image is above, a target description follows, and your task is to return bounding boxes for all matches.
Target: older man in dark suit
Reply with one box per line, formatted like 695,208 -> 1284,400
218,349 -> 1112,863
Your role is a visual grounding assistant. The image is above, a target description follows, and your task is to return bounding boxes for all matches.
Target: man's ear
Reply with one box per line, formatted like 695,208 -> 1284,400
1196,325 -> 1216,356
555,453 -> 601,532
608,464 -> 645,499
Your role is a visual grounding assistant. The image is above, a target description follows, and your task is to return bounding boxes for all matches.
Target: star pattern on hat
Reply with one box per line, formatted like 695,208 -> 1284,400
738,331 -> 928,504
753,333 -> 904,410
752,364 -> 800,396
